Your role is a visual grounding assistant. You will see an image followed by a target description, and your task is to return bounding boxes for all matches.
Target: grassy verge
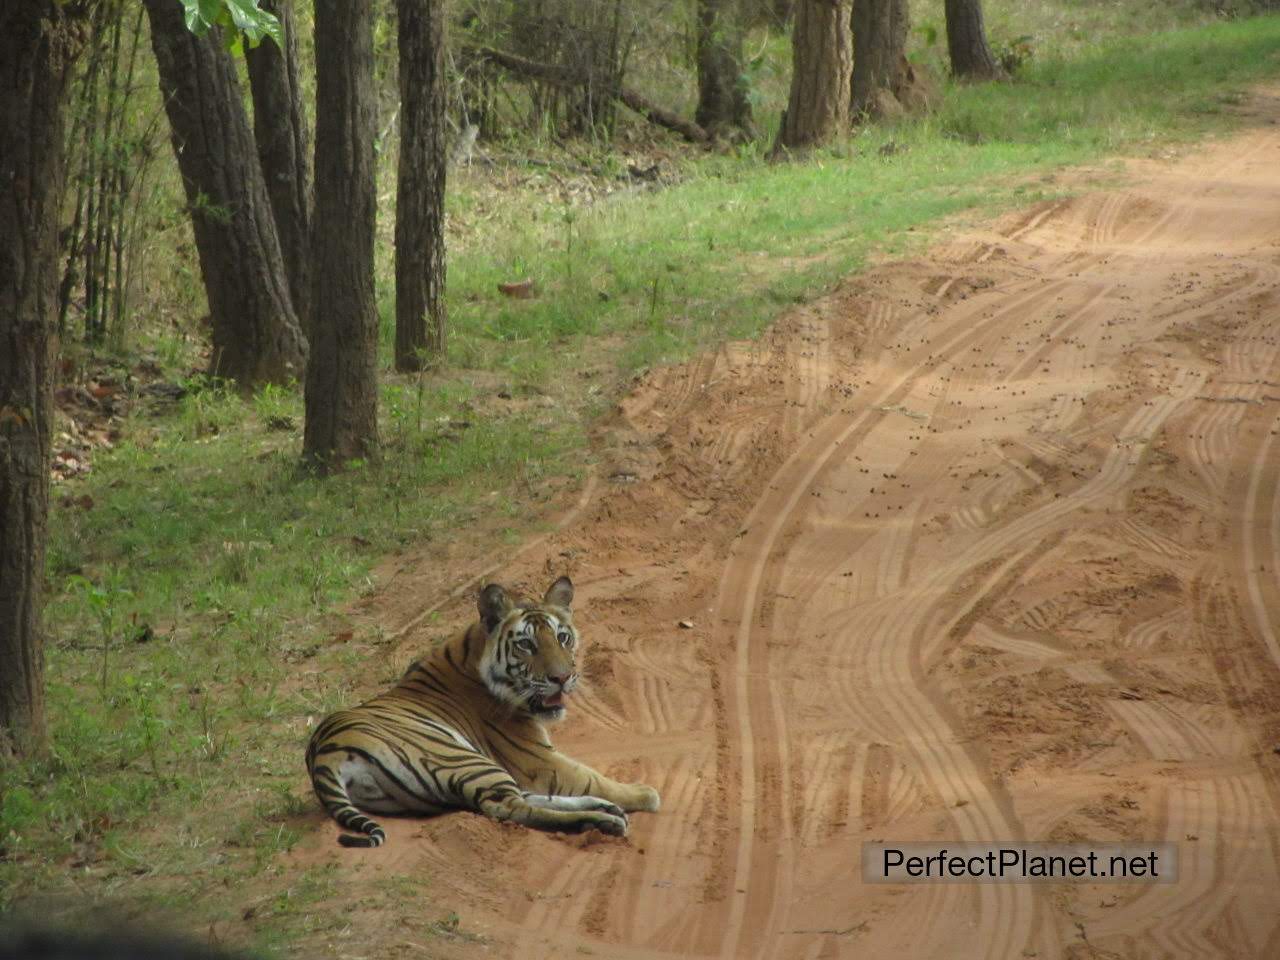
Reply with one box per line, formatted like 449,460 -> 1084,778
4,11 -> 1280,948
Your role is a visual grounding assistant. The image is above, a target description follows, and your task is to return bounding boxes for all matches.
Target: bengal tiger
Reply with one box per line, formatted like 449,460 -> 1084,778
306,576 -> 660,846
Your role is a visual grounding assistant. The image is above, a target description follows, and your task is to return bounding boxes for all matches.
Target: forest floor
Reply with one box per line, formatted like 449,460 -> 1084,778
256,87 -> 1280,959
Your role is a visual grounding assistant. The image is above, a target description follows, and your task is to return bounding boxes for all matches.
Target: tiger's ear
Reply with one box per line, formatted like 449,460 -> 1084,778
479,583 -> 514,632
543,576 -> 574,609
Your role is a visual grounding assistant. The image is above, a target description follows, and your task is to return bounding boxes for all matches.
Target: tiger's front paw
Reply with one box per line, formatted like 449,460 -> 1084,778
579,809 -> 628,837
579,796 -> 628,819
626,783 -> 661,813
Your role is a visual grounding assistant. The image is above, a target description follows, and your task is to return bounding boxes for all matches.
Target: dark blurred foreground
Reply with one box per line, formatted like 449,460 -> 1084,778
0,927 -> 259,960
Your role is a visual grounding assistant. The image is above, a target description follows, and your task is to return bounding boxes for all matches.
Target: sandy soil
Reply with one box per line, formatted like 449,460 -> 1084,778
282,94 -> 1280,959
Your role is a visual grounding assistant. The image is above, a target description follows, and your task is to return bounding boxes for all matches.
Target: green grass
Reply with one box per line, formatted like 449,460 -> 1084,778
5,8 -> 1280,948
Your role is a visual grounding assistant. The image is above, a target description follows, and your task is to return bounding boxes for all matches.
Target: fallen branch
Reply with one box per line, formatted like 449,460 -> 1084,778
462,45 -> 710,145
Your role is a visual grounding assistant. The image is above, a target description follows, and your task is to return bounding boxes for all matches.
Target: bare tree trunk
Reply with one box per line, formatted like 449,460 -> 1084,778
775,0 -> 851,152
246,0 -> 313,337
696,0 -> 754,139
851,0 -> 910,118
144,0 -> 307,388
395,0 -> 448,372
944,0 -> 1003,80
0,0 -> 84,758
304,0 -> 380,471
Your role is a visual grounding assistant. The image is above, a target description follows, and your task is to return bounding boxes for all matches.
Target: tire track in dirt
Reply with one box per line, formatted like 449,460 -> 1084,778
848,377 -> 1199,958
1240,409 -> 1280,671
712,274 -> 1102,959
742,271 -> 1131,957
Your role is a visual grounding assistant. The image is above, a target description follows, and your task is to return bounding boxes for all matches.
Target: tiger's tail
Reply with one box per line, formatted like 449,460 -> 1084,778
307,753 -> 388,848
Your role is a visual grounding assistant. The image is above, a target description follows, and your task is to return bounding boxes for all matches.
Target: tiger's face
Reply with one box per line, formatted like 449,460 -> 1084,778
477,577 -> 579,721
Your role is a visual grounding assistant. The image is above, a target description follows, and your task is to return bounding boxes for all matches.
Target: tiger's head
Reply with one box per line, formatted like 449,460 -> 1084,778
476,576 -> 579,721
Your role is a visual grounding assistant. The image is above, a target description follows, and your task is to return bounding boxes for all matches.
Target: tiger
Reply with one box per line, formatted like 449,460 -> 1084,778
306,576 -> 660,846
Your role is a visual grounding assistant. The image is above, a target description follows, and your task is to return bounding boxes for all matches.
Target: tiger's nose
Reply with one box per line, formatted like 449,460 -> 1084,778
548,674 -> 570,688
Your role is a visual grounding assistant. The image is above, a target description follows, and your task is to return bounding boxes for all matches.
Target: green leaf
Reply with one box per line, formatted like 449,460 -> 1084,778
223,0 -> 283,47
181,0 -> 225,35
178,0 -> 282,49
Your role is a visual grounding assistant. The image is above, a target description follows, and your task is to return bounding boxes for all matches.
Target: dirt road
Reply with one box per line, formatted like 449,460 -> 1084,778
289,95 -> 1280,959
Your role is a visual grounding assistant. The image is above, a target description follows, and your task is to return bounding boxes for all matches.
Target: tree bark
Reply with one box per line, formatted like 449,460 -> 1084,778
944,0 -> 1003,80
304,0 -> 380,471
395,0 -> 448,372
775,0 -> 851,152
851,0 -> 910,118
245,0 -> 312,337
144,0 -> 307,389
696,0 -> 754,139
0,1 -> 84,758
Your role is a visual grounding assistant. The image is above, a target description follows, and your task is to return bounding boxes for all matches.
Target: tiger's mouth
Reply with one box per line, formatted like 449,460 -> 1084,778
529,689 -> 567,715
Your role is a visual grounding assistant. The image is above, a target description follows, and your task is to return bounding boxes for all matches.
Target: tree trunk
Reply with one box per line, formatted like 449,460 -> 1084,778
696,0 -> 754,139
304,0 -> 380,471
245,0 -> 312,337
144,0 -> 307,389
851,0 -> 910,118
0,1 -> 83,758
394,0 -> 448,372
944,0 -> 1002,80
775,0 -> 851,152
